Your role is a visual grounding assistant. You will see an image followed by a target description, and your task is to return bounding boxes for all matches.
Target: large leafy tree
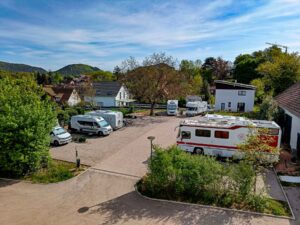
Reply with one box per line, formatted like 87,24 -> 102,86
0,76 -> 56,177
123,63 -> 187,115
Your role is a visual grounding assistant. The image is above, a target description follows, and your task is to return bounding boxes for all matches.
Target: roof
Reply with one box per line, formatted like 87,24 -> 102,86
215,80 -> 256,90
43,87 -> 56,97
275,82 -> 300,118
93,81 -> 122,97
51,87 -> 75,102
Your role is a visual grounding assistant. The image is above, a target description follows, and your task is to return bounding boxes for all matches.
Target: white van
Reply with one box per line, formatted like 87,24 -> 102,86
86,110 -> 123,130
50,126 -> 72,146
167,100 -> 179,116
186,101 -> 207,117
70,115 -> 112,136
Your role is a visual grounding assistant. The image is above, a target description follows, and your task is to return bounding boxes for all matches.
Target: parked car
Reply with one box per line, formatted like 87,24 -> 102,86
50,126 -> 72,146
70,115 -> 113,136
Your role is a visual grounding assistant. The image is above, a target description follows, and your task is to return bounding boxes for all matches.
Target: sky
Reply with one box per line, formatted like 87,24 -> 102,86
1,0 -> 300,71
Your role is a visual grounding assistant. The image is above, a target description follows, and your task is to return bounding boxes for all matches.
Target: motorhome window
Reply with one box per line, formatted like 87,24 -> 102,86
215,131 -> 229,139
93,122 -> 100,128
181,131 -> 191,139
268,128 -> 279,135
78,121 -> 85,125
98,120 -> 109,127
238,91 -> 246,96
85,122 -> 94,127
195,129 -> 211,137
187,107 -> 197,111
168,104 -> 177,109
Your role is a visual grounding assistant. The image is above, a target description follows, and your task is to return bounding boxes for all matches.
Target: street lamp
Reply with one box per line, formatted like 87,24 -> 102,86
147,136 -> 155,162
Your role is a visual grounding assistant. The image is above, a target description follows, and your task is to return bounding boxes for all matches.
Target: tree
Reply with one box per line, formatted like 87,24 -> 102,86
258,96 -> 280,121
123,63 -> 187,115
87,70 -> 115,82
257,52 -> 300,95
0,76 -> 56,177
250,78 -> 265,103
113,66 -> 122,80
238,128 -> 280,192
211,57 -> 232,80
143,52 -> 177,67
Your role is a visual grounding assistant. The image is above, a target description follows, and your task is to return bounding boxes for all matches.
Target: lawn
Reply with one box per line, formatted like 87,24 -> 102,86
25,160 -> 86,184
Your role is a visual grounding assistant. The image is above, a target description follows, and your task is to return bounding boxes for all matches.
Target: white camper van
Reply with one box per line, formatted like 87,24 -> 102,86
177,114 -> 281,162
86,110 -> 123,130
50,126 -> 72,146
70,115 -> 112,136
186,101 -> 207,117
167,100 -> 179,116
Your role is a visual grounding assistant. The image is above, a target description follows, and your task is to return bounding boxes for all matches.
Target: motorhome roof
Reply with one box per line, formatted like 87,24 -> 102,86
180,114 -> 279,129
73,115 -> 104,120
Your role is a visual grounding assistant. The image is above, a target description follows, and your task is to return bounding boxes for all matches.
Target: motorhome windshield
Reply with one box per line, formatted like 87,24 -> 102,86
168,105 -> 177,109
98,120 -> 109,127
53,128 -> 66,135
187,107 -> 197,111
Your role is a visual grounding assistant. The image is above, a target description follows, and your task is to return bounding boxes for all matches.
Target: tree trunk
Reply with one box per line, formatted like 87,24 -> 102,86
150,102 -> 155,116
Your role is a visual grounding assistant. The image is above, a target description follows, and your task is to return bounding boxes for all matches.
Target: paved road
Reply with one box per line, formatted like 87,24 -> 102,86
0,116 -> 295,225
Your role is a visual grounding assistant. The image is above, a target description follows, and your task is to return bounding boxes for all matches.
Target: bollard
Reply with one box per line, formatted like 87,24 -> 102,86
76,158 -> 81,168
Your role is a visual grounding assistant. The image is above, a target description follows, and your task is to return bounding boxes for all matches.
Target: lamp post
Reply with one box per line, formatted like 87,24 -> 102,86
147,136 -> 155,162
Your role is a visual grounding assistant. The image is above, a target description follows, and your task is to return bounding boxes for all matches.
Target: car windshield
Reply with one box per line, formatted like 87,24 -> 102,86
53,128 -> 66,135
98,120 -> 109,127
187,107 -> 197,111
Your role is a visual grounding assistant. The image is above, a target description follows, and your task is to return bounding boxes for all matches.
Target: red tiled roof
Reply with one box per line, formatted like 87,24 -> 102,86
275,82 -> 300,118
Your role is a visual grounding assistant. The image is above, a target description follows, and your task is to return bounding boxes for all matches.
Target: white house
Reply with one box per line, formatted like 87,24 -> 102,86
214,80 -> 255,112
43,86 -> 81,106
84,81 -> 133,107
275,82 -> 300,159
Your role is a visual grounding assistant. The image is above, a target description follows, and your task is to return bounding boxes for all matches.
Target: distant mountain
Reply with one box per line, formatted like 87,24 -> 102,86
55,64 -> 100,76
0,61 -> 47,73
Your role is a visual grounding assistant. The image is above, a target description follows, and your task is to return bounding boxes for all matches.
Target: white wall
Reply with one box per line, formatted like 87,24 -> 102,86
67,90 -> 81,106
215,89 -> 255,112
84,96 -> 116,107
284,109 -> 300,152
115,86 -> 130,106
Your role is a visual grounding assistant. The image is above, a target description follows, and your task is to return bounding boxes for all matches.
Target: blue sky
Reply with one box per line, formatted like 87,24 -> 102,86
1,0 -> 300,71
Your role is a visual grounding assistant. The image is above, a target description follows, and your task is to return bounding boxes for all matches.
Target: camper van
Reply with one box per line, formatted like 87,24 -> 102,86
50,126 -> 72,146
186,101 -> 207,117
70,115 -> 112,136
86,110 -> 123,130
177,114 -> 281,162
167,100 -> 179,116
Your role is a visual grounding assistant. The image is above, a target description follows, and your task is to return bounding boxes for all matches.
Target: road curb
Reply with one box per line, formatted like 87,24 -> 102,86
134,184 -> 294,220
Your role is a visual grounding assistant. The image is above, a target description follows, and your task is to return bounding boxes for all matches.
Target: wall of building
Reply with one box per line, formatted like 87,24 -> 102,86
115,86 -> 130,106
215,89 -> 255,112
84,96 -> 116,107
67,91 -> 81,106
284,109 -> 300,152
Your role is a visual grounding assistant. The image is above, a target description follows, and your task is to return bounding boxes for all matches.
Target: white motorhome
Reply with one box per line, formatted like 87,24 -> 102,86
86,110 -> 123,130
167,100 -> 179,116
50,126 -> 72,146
70,115 -> 112,136
186,101 -> 207,117
177,114 -> 281,162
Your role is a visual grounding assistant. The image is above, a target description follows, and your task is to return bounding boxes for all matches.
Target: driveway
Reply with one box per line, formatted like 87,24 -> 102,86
0,115 -> 295,225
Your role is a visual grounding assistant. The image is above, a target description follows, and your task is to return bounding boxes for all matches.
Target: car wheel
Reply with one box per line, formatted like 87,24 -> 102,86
54,140 -> 59,146
98,131 -> 103,136
194,148 -> 204,155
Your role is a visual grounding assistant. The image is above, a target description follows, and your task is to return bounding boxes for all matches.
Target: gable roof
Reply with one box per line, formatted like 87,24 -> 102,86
93,81 -> 122,97
215,80 -> 256,90
52,87 -> 75,102
275,82 -> 300,118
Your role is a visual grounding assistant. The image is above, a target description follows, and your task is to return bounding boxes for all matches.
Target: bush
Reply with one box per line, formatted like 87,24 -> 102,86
78,136 -> 86,143
0,77 -> 56,177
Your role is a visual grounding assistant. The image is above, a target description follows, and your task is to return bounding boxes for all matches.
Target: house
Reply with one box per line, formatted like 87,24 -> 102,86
275,82 -> 300,159
84,81 -> 133,107
214,80 -> 255,112
43,86 -> 81,106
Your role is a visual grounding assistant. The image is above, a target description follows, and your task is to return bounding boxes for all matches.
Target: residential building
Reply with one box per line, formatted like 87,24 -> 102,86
43,86 -> 81,106
84,81 -> 133,107
275,82 -> 300,159
214,80 -> 255,112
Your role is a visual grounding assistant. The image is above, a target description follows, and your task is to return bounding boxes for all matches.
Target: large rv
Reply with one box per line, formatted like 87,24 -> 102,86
177,114 -> 281,162
186,101 -> 207,117
167,100 -> 179,116
86,110 -> 123,130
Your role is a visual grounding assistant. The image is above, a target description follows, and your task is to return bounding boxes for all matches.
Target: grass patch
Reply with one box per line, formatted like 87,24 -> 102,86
25,160 -> 85,184
264,199 -> 291,216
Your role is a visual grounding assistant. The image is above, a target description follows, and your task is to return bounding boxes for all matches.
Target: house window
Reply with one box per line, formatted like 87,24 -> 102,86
119,92 -> 122,99
195,129 -> 211,137
215,131 -> 229,139
228,102 -> 231,107
181,131 -> 191,139
238,90 -> 246,96
123,92 -> 126,99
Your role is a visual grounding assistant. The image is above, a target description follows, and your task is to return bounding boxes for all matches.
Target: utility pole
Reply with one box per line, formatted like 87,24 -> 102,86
266,42 -> 288,53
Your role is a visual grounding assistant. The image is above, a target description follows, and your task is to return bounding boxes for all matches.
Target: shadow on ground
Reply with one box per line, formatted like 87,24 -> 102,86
0,179 -> 20,188
78,191 -> 260,225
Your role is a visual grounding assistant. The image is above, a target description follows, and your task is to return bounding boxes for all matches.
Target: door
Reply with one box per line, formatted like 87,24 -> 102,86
237,102 -> 245,112
282,114 -> 292,146
297,133 -> 300,159
221,103 -> 225,111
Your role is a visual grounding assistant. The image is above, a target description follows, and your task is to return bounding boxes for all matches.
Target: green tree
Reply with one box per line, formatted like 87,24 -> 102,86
88,70 -> 115,82
0,76 -> 56,177
257,52 -> 300,95
250,78 -> 265,103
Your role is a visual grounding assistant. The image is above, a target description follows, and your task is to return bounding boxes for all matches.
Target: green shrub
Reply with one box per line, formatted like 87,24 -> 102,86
78,136 -> 86,143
